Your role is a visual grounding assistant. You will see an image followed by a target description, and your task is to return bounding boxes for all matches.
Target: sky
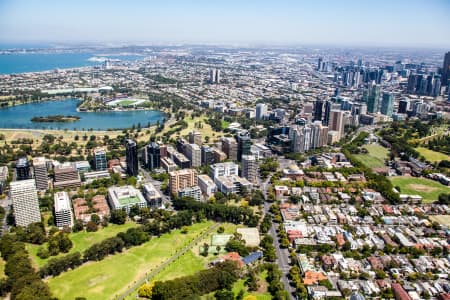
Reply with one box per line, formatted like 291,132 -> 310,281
0,0 -> 449,47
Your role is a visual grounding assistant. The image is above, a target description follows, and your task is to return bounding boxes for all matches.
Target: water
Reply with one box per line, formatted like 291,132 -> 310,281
0,99 -> 165,130
0,53 -> 143,74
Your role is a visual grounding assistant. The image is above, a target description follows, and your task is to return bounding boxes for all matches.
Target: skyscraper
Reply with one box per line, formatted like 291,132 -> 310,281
329,110 -> 345,139
398,99 -> 410,114
442,52 -> 450,86
126,139 -> 138,177
144,142 -> 161,170
313,100 -> 323,122
241,155 -> 258,184
380,92 -> 394,117
10,179 -> 41,227
255,103 -> 268,120
94,147 -> 107,171
16,157 -> 31,180
33,157 -> 48,191
185,143 -> 201,167
366,85 -> 381,113
236,132 -> 252,161
323,100 -> 332,126
188,131 -> 202,146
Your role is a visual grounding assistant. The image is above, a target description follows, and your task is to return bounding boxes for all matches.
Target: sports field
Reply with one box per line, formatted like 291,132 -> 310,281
354,144 -> 389,169
389,176 -> 450,203
48,222 -> 213,300
107,98 -> 147,107
416,147 -> 449,163
27,222 -> 138,267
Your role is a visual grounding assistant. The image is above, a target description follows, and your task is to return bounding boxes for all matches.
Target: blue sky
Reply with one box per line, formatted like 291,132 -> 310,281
0,0 -> 449,47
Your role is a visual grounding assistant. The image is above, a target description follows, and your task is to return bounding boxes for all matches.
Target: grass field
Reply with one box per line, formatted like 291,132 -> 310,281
27,222 -> 138,268
389,176 -> 450,203
429,215 -> 450,226
354,144 -> 389,169
117,100 -> 137,106
416,147 -> 449,163
48,222 -> 213,300
178,115 -> 221,141
0,257 -> 5,279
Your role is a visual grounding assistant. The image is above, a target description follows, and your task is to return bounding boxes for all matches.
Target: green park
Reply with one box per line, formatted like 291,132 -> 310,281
389,176 -> 450,203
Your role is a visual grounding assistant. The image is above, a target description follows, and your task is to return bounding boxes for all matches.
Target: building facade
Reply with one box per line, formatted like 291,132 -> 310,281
10,179 -> 41,227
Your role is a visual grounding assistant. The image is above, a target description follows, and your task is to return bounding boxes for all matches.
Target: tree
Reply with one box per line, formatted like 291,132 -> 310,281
214,289 -> 234,300
138,282 -> 154,299
72,219 -> 84,232
86,221 -> 98,232
110,209 -> 127,225
90,214 -> 100,225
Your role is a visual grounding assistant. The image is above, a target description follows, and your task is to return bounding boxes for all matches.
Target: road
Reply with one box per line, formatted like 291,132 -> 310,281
261,173 -> 296,300
116,222 -> 219,300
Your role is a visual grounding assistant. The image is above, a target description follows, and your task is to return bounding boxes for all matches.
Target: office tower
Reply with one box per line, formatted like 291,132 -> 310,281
16,157 -> 31,180
329,110 -> 345,139
241,155 -> 258,184
209,69 -> 216,83
303,126 -> 312,151
255,103 -> 268,120
125,139 -> 138,177
185,143 -> 201,167
54,191 -> 73,228
317,57 -> 323,71
311,121 -> 329,149
144,142 -> 161,170
201,145 -> 215,166
210,162 -> 239,179
236,132 -> 252,161
10,179 -> 41,227
33,157 -> 48,191
169,169 -> 198,195
398,99 -> 410,114
323,100 -> 332,126
313,100 -> 324,122
366,84 -> 381,113
93,147 -> 107,171
289,125 -> 305,153
54,163 -> 81,189
213,148 -> 227,162
442,52 -> 450,86
380,92 -> 394,117
432,76 -> 441,97
221,137 -> 238,161
188,131 -> 202,146
215,69 -> 221,84
176,138 -> 188,153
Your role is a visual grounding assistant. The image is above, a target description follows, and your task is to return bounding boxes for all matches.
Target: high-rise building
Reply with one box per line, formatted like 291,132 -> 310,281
169,169 -> 198,195
0,166 -> 8,195
323,100 -> 332,126
366,84 -> 381,113
442,52 -> 450,86
311,121 -> 329,149
188,131 -> 202,146
201,145 -> 215,166
329,110 -> 345,139
54,191 -> 73,228
255,103 -> 268,120
94,147 -> 107,171
241,155 -> 258,184
54,163 -> 81,189
16,157 -> 31,180
126,139 -> 138,177
313,100 -> 323,122
289,125 -> 306,153
221,137 -> 238,161
380,92 -> 394,117
185,143 -> 201,167
236,132 -> 252,161
10,179 -> 41,227
33,157 -> 48,191
143,142 -> 161,170
398,99 -> 410,114
209,69 -> 216,83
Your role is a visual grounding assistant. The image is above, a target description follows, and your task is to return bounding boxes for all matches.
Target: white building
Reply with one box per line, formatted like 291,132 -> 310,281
107,185 -> 147,212
54,191 -> 73,228
142,182 -> 162,208
241,155 -> 258,184
10,179 -> 41,227
210,162 -> 239,180
178,186 -> 202,201
33,157 -> 48,191
256,103 -> 268,120
198,174 -> 217,197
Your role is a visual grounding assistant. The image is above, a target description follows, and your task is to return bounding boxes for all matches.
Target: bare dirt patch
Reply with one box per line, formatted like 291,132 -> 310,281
408,184 -> 438,192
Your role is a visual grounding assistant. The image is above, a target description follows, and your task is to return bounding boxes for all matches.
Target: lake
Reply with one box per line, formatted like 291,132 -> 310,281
0,99 -> 165,130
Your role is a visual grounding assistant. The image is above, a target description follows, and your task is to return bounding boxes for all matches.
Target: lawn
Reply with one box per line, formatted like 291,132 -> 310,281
178,115 -> 219,140
389,176 -> 450,203
117,100 -> 138,106
48,222 -> 213,300
429,215 -> 450,227
354,144 -> 389,169
416,147 -> 449,163
27,222 -> 139,268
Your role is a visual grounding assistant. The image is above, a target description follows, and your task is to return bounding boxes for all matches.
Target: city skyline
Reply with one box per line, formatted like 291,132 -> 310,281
0,0 -> 449,48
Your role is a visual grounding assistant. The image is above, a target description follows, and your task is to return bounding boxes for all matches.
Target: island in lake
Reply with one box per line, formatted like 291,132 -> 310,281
31,115 -> 81,123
